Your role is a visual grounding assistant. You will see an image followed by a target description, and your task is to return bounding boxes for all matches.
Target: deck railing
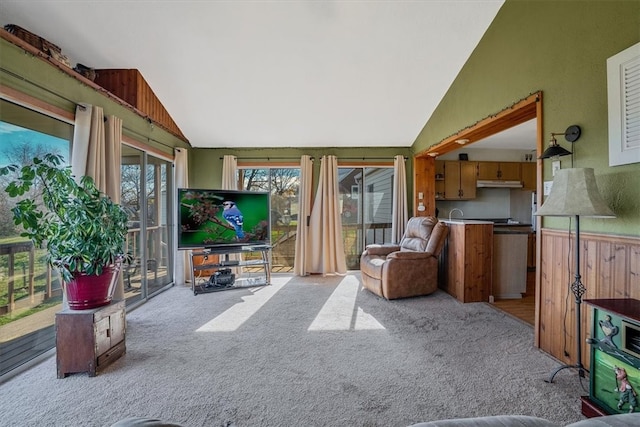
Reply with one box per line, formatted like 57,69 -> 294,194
0,241 -> 60,315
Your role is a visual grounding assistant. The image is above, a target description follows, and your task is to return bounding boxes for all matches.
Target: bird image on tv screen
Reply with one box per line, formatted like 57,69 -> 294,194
221,200 -> 245,239
178,188 -> 270,249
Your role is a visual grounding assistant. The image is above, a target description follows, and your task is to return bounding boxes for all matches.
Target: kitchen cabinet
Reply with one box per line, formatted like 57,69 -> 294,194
493,232 -> 528,299
477,161 -> 521,181
501,226 -> 536,269
527,232 -> 536,269
442,161 -> 476,200
435,160 -> 445,200
582,299 -> 640,417
521,162 -> 536,191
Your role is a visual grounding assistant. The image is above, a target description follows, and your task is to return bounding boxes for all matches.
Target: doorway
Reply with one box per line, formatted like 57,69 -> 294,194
415,91 -> 543,336
338,166 -> 395,270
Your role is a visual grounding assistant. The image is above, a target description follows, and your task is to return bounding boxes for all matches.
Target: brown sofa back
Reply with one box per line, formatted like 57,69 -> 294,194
399,216 -> 447,255
399,216 -> 438,252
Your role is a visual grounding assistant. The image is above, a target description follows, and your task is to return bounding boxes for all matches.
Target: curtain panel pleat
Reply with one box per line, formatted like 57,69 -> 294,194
71,103 -> 124,300
306,155 -> 347,275
294,155 -> 313,276
221,155 -> 238,190
391,155 -> 408,243
221,155 -> 242,267
103,116 -> 122,203
174,148 -> 189,286
71,103 -> 92,182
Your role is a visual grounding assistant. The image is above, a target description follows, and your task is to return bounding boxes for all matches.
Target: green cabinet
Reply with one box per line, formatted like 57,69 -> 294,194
583,299 -> 640,416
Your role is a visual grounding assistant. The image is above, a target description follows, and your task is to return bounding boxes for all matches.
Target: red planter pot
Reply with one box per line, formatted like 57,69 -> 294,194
65,265 -> 120,310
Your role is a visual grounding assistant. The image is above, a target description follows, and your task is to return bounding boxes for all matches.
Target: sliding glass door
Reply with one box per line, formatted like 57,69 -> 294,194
338,167 -> 394,269
0,99 -> 176,379
0,99 -> 72,376
121,147 -> 173,304
238,167 -> 300,272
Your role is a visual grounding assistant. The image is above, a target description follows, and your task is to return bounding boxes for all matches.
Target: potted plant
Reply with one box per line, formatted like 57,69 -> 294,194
0,153 -> 130,310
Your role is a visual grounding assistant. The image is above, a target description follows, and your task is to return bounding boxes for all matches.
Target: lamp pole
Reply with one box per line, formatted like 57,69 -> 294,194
536,168 -> 615,383
546,214 -> 586,382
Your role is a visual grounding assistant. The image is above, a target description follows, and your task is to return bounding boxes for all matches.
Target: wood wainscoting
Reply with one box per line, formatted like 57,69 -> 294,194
538,228 -> 640,370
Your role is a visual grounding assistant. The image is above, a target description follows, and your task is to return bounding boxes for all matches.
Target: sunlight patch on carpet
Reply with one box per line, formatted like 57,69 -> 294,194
308,274 -> 385,331
196,276 -> 292,332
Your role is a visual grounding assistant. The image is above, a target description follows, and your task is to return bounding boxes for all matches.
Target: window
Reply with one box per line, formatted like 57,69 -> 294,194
0,99 -> 73,377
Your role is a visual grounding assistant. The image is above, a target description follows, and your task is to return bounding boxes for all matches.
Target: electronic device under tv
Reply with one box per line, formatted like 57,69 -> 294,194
177,188 -> 270,250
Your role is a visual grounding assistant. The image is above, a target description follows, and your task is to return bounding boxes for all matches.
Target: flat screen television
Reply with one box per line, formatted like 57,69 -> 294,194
177,188 -> 270,250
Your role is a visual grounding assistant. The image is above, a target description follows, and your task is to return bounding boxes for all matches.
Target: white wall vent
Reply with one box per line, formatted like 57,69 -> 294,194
608,42 -> 640,166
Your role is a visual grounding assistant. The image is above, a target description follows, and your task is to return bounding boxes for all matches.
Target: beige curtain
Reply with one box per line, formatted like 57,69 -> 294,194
221,155 -> 238,190
294,155 -> 313,276
221,155 -> 241,267
71,103 -> 124,299
102,116 -> 122,202
174,148 -> 189,286
72,104 -> 121,199
71,103 -> 92,183
391,155 -> 408,243
306,155 -> 347,275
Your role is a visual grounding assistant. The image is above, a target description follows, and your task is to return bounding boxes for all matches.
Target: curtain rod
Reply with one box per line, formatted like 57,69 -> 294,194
220,156 -> 315,161
339,156 -> 407,161
220,156 -> 406,161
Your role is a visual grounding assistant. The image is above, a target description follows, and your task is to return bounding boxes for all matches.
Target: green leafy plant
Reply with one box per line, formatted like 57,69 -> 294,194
0,153 -> 130,283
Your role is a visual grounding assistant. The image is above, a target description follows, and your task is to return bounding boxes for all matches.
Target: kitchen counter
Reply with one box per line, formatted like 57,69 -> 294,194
439,219 -> 493,225
439,218 -> 533,301
441,219 -> 532,233
438,219 -> 493,303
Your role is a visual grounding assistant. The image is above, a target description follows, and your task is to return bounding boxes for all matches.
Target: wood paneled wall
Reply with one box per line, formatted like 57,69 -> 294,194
538,228 -> 640,370
413,156 -> 436,217
94,69 -> 186,140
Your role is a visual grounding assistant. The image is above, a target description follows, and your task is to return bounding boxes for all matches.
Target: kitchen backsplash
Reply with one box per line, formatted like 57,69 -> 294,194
436,188 -> 534,224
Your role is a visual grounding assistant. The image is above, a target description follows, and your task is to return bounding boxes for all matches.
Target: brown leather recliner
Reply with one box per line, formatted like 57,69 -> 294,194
360,216 -> 449,300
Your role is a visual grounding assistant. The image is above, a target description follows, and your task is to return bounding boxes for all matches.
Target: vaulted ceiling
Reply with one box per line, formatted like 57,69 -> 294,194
1,1 -> 506,149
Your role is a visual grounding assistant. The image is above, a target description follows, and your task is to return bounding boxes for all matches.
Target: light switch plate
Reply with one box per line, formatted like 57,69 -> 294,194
544,181 -> 553,195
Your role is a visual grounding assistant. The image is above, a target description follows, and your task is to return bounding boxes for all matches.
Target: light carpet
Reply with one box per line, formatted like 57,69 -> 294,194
1,272 -> 586,427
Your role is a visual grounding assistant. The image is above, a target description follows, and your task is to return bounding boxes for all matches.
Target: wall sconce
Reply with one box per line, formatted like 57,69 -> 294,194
539,125 -> 581,159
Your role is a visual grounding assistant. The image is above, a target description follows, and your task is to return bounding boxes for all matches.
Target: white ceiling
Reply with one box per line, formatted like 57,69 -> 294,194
1,1 -> 507,149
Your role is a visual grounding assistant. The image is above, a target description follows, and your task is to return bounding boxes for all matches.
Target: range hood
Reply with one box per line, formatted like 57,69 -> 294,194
476,180 -> 523,188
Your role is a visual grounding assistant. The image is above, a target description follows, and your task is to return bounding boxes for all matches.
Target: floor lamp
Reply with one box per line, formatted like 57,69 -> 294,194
534,168 -> 615,383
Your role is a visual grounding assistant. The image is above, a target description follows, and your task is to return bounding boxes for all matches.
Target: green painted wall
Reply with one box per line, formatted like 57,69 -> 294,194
413,0 -> 640,235
0,38 -> 189,156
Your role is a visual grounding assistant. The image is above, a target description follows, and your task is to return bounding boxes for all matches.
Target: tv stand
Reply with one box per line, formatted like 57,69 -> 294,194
189,245 -> 271,295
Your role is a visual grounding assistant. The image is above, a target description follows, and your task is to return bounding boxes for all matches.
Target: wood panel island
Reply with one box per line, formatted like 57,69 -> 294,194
438,220 -> 493,303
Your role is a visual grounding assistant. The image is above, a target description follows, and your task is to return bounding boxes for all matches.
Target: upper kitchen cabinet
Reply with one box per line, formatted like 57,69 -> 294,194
521,162 -> 536,191
476,161 -> 521,181
435,161 -> 445,200
443,161 -> 477,200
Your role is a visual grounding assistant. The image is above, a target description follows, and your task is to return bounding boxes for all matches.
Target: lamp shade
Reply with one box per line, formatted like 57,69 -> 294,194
535,168 -> 615,217
539,144 -> 572,159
